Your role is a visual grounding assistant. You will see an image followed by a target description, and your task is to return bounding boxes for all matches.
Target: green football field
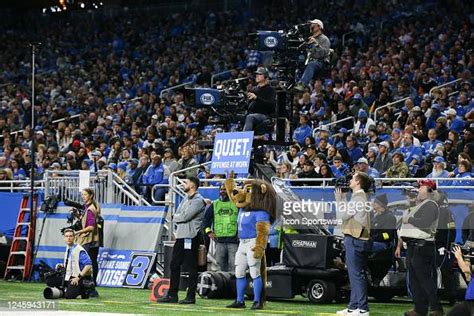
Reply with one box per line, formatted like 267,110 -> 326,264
0,280 -> 453,315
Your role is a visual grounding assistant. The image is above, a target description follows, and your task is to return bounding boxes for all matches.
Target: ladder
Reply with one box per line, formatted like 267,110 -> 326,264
4,194 -> 38,280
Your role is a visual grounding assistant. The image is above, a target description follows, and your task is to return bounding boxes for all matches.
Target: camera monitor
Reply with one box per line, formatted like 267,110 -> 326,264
254,31 -> 287,51
182,88 -> 224,108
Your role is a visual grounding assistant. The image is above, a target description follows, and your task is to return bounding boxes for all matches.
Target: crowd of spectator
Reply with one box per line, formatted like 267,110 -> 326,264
0,0 -> 473,198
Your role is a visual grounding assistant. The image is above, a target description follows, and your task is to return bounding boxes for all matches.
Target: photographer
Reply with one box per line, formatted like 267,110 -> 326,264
45,229 -> 93,299
447,245 -> 474,316
399,179 -> 443,316
335,171 -> 371,316
66,188 -> 101,297
294,19 -> 331,91
243,67 -> 276,132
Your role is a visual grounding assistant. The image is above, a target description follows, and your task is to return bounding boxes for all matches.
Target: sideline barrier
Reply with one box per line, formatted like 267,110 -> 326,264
33,203 -> 168,285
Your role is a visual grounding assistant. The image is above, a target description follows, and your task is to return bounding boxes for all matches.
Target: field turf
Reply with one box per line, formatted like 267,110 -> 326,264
0,280 -> 450,315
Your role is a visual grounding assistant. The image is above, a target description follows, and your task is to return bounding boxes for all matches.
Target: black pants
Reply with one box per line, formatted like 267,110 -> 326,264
169,236 -> 199,299
265,248 -> 281,267
83,244 -> 99,284
407,243 -> 443,314
447,301 -> 474,316
46,275 -> 90,299
437,253 -> 457,302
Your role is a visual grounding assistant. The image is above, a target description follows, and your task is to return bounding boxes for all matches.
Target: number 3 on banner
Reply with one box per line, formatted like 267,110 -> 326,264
123,252 -> 157,288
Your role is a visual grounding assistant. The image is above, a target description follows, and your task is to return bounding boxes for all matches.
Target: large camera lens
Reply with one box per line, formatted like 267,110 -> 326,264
43,287 -> 64,299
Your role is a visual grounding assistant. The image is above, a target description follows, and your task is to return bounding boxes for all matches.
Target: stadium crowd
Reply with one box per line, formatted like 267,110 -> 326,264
0,0 -> 473,201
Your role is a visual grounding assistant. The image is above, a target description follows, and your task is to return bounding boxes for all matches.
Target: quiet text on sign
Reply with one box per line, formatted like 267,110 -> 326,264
213,138 -> 251,160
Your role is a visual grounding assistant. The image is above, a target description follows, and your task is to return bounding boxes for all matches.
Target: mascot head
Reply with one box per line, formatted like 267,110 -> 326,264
225,172 -> 276,222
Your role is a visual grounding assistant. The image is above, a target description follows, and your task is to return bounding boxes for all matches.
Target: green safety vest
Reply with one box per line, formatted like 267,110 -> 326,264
213,199 -> 239,238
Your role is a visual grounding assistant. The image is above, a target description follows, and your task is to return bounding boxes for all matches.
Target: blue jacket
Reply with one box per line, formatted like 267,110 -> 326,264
293,124 -> 313,145
347,146 -> 363,163
400,145 -> 423,164
454,172 -> 473,186
331,163 -> 349,178
450,117 -> 465,134
426,170 -> 450,186
422,140 -> 442,156
367,167 -> 380,178
142,163 -> 165,185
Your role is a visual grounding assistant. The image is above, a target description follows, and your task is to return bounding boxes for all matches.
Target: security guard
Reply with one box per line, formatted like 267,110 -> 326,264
203,185 -> 239,272
399,179 -> 443,316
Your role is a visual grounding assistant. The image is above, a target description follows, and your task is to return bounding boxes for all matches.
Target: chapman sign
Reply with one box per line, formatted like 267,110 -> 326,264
210,131 -> 254,175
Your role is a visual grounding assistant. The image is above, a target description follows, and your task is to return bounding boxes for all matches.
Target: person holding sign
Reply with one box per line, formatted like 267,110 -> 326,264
243,67 -> 276,133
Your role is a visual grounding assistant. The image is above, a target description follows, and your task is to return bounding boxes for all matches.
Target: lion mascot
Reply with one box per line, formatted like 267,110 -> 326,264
224,171 -> 276,310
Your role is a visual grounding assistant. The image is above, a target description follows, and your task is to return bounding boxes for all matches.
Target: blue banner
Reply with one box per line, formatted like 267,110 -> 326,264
96,249 -> 132,287
210,131 -> 254,174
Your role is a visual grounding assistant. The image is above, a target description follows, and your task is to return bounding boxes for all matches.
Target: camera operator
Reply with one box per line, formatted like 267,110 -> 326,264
335,171 -> 371,316
294,19 -> 331,91
45,229 -> 93,299
243,67 -> 276,132
447,245 -> 474,316
67,188 -> 101,297
399,179 -> 443,316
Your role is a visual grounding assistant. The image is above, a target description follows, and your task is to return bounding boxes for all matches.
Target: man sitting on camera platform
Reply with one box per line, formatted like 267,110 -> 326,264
243,67 -> 276,134
45,228 -> 93,299
293,19 -> 331,91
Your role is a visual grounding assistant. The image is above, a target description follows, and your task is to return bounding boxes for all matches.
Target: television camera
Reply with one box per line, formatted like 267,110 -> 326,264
249,24 -> 311,84
335,173 -> 376,194
60,198 -> 84,234
181,77 -> 250,125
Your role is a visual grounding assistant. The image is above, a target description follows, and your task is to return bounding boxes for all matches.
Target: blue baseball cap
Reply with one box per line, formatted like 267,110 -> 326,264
433,156 -> 445,163
432,104 -> 440,111
117,161 -> 128,171
358,109 -> 368,118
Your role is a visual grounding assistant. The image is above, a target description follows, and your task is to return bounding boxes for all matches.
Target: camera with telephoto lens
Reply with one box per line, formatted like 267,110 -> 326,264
60,207 -> 83,234
66,208 -> 82,224
43,265 -> 65,281
451,243 -> 474,257
401,187 -> 418,199
335,174 -> 376,194
335,175 -> 351,193
43,266 -> 66,299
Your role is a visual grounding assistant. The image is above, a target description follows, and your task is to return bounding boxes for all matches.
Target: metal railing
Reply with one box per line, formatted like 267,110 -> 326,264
211,70 -> 234,87
44,170 -> 111,203
159,80 -> 195,98
429,78 -> 462,97
0,180 -> 45,192
274,177 -> 473,190
342,30 -> 356,47
314,116 -> 354,137
373,97 -> 410,123
52,114 -> 81,124
111,172 -> 151,206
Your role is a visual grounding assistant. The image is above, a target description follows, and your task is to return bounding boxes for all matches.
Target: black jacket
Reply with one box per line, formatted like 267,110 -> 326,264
435,206 -> 456,249
248,84 -> 276,116
371,211 -> 397,243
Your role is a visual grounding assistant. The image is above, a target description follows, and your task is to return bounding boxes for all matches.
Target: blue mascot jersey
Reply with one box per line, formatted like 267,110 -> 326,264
237,209 -> 270,239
